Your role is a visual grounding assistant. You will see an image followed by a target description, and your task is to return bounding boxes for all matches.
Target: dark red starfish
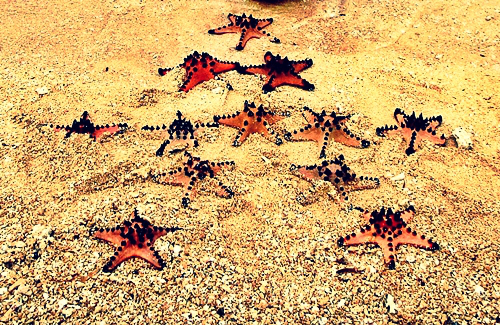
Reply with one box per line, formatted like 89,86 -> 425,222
152,152 -> 235,208
285,107 -> 370,158
158,51 -> 239,92
238,51 -> 314,93
338,206 -> 440,270
94,209 -> 181,272
51,111 -> 127,141
376,108 -> 446,155
291,155 -> 379,201
213,100 -> 287,146
208,13 -> 280,51
142,111 -> 219,156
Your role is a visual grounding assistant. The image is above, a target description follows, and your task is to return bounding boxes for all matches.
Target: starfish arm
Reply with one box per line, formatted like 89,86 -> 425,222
239,65 -> 271,76
393,231 -> 438,250
236,28 -> 266,50
328,126 -> 368,148
214,181 -> 235,198
341,175 -> 380,192
95,229 -> 127,246
208,24 -> 241,35
394,108 -> 406,126
286,124 -> 323,142
256,18 -> 273,29
266,71 -> 314,92
153,169 -> 192,187
232,129 -> 250,146
211,61 -> 239,74
214,112 -> 246,130
92,125 -> 121,140
420,130 -> 446,145
104,244 -> 164,272
376,124 -> 400,137
179,70 -> 214,92
292,58 -> 314,73
296,165 -> 321,181
339,230 -> 377,246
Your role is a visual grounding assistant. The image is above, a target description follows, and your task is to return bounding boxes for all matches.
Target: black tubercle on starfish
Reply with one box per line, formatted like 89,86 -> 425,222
94,208 -> 182,272
208,13 -> 280,51
158,51 -> 239,92
142,111 -> 219,156
290,155 -> 380,201
376,108 -> 446,155
284,106 -> 370,158
238,51 -> 314,93
151,152 -> 235,208
51,111 -> 128,141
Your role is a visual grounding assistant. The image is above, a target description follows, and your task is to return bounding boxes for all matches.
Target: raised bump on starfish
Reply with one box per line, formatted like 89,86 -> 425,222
208,13 -> 280,51
51,111 -> 128,141
94,209 -> 181,272
338,206 -> 440,269
290,155 -> 379,201
142,111 -> 219,156
158,51 -> 239,92
238,51 -> 314,93
285,106 -> 370,158
213,100 -> 287,146
151,152 -> 235,208
376,108 -> 446,155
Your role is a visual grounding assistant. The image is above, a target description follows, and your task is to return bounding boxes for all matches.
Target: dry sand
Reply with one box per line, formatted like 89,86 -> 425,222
0,0 -> 499,324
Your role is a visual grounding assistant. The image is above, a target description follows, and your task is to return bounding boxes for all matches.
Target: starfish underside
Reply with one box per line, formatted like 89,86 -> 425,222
142,110 -> 218,156
208,13 -> 279,50
52,111 -> 127,141
213,100 -> 286,146
291,155 -> 379,201
338,206 -> 440,269
376,108 -> 446,155
158,51 -> 239,92
285,106 -> 370,158
239,51 -> 314,93
152,152 -> 235,207
94,209 -> 181,272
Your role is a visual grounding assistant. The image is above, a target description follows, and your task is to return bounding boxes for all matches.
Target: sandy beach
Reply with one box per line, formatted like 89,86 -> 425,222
0,0 -> 499,324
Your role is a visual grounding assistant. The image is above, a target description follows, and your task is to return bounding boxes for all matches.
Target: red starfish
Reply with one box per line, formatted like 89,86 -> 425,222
338,206 -> 440,269
291,155 -> 379,201
213,100 -> 287,146
376,108 -> 446,155
51,111 -> 128,141
94,209 -> 181,272
158,51 -> 239,92
142,111 -> 218,156
152,152 -> 235,207
285,107 -> 370,158
208,13 -> 280,51
238,51 -> 314,93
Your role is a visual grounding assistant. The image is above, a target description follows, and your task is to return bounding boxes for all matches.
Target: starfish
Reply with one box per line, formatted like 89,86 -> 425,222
94,209 -> 182,272
51,111 -> 128,141
376,108 -> 446,155
158,51 -> 239,92
142,111 -> 219,156
291,155 -> 380,201
152,152 -> 235,208
338,206 -> 440,270
208,13 -> 280,51
285,106 -> 370,158
238,51 -> 314,93
213,100 -> 287,146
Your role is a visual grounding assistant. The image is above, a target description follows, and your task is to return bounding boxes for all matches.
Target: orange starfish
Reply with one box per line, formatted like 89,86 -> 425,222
338,206 -> 440,269
208,13 -> 279,51
158,51 -> 239,92
238,52 -> 314,93
291,155 -> 379,201
285,107 -> 370,158
152,152 -> 234,207
376,108 -> 446,155
214,100 -> 287,146
94,209 -> 181,272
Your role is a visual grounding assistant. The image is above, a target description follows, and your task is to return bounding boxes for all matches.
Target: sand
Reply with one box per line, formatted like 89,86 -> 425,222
0,0 -> 499,324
